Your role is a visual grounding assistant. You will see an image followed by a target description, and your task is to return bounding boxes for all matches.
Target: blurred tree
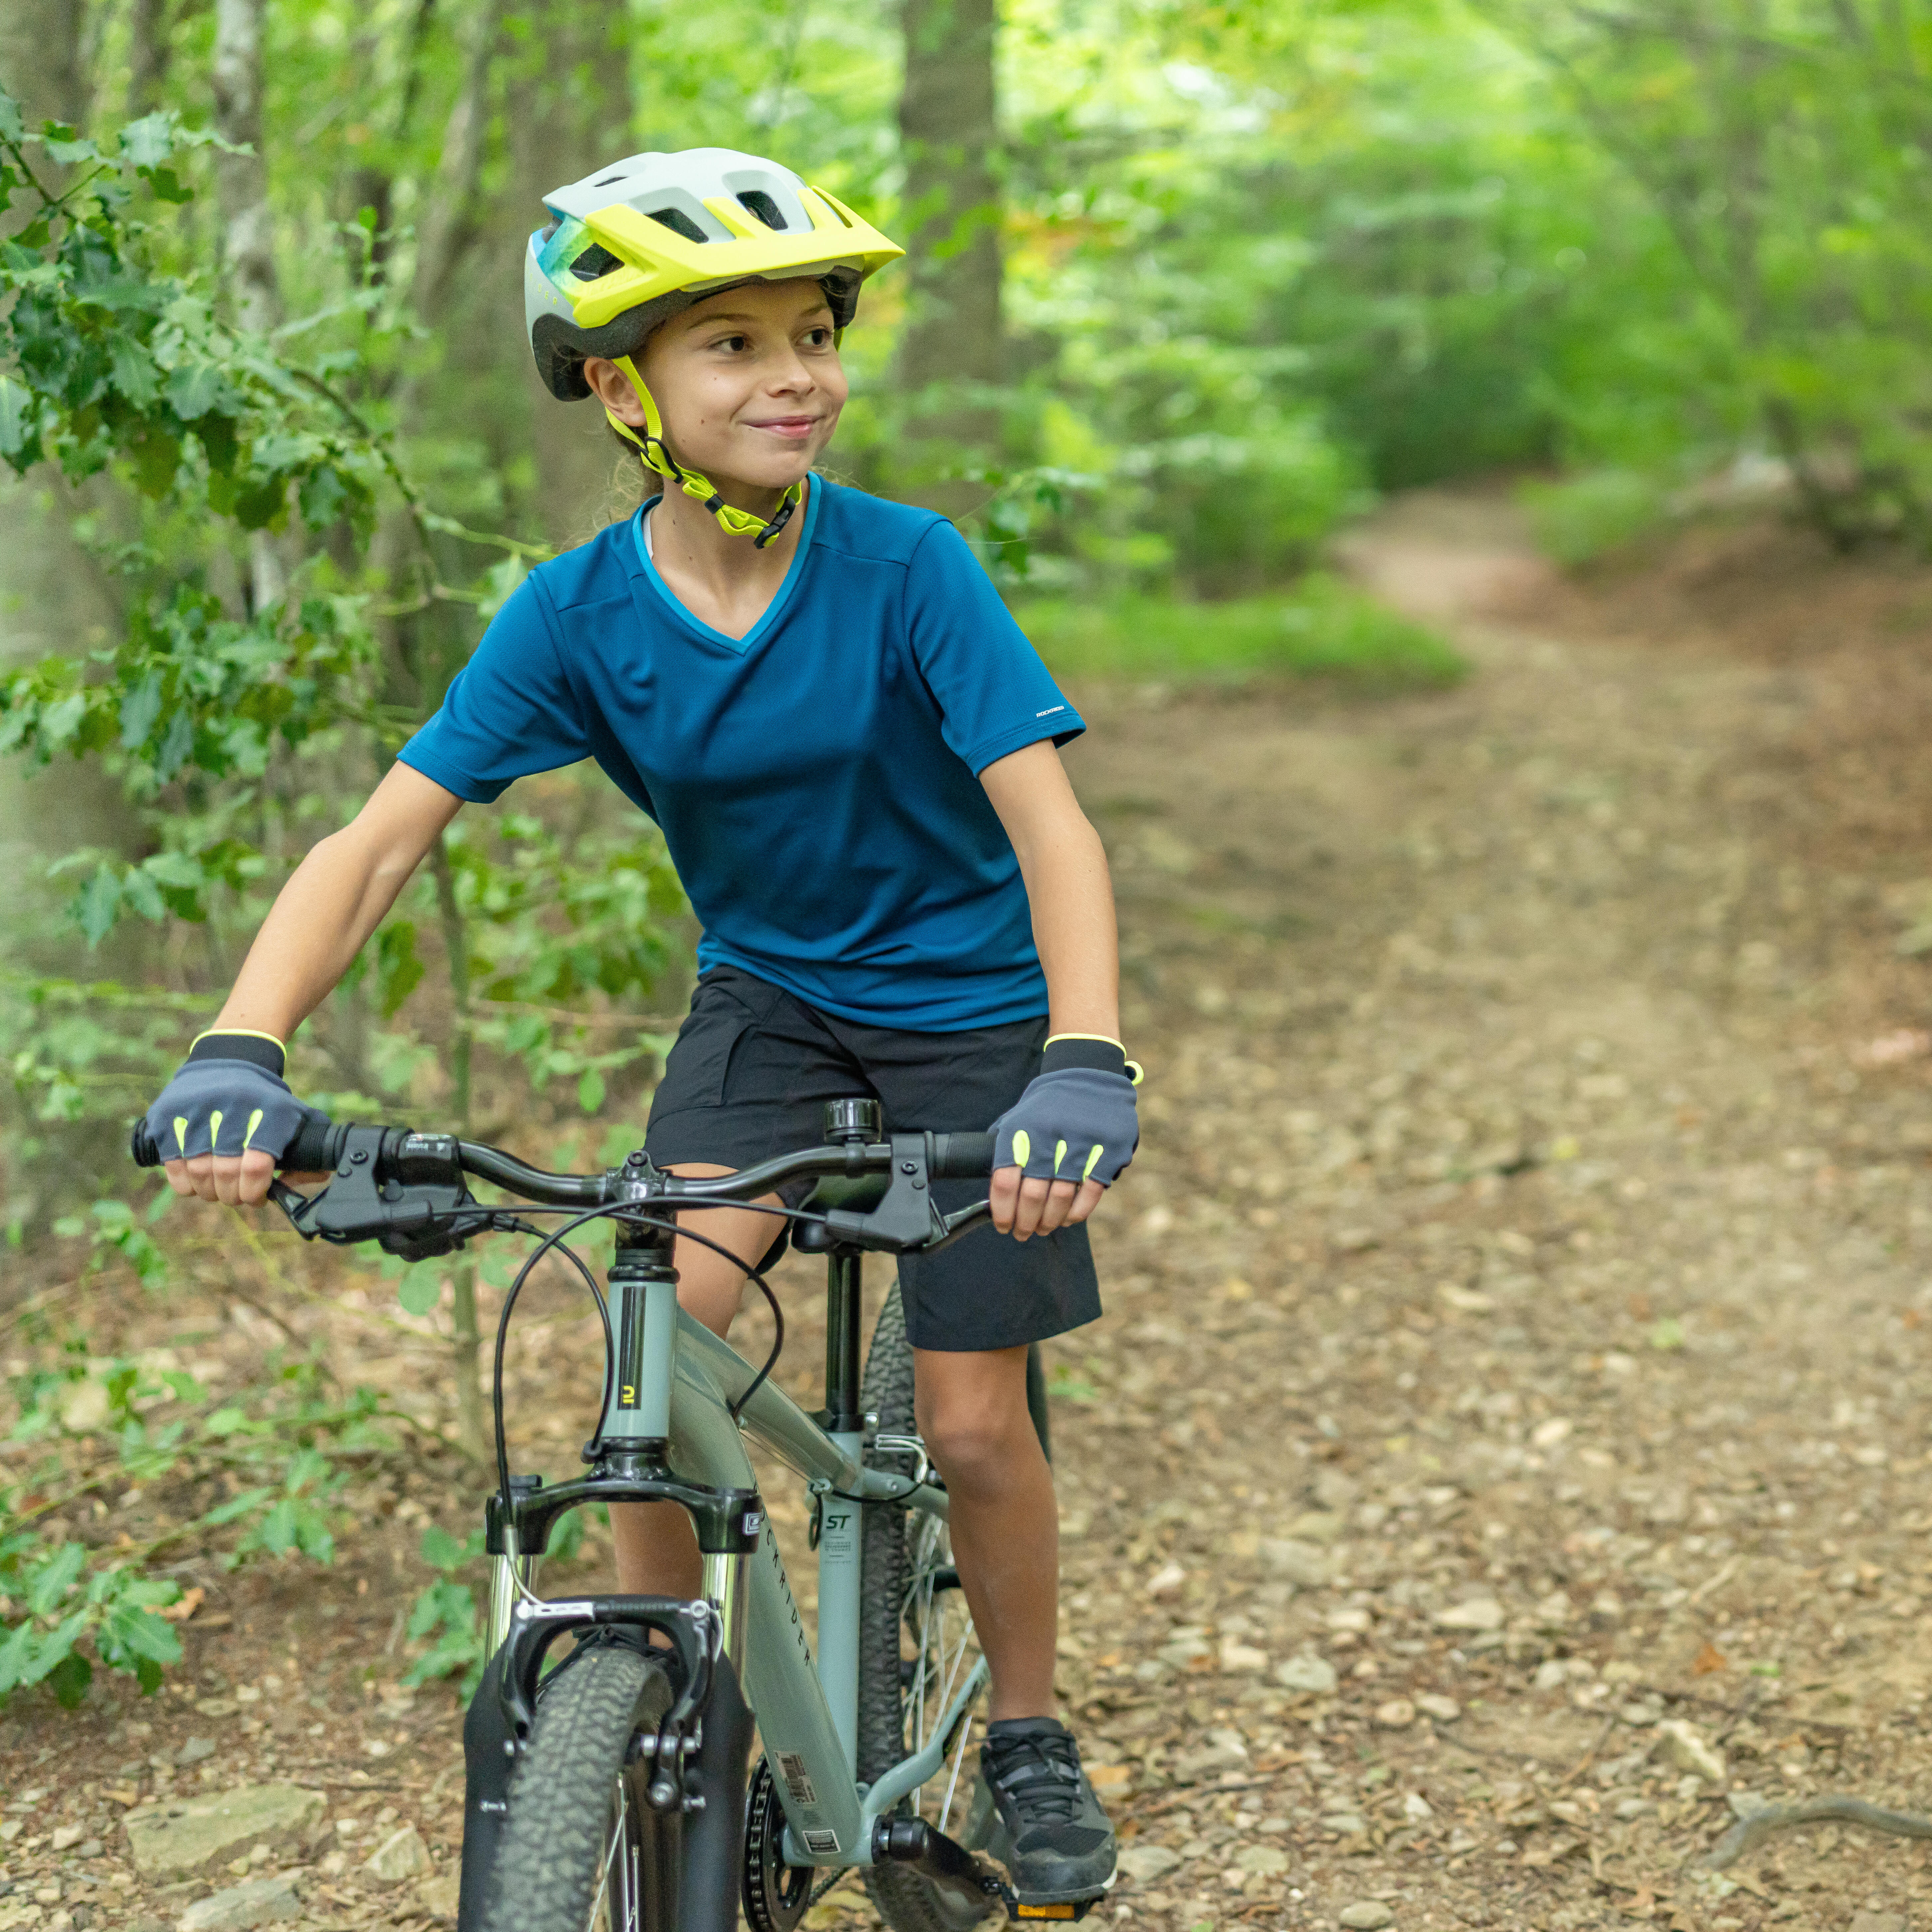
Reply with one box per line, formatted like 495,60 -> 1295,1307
895,0 -> 1005,513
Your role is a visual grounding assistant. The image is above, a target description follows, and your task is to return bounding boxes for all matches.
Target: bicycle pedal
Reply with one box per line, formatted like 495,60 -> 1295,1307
1008,1896 -> 1105,1922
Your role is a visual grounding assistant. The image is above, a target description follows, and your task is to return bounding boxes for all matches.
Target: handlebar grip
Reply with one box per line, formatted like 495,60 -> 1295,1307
128,1110 -> 343,1174
929,1131 -> 996,1179
283,1111 -> 342,1174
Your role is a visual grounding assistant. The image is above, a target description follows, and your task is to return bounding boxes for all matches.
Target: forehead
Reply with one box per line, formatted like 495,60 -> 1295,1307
676,278 -> 832,331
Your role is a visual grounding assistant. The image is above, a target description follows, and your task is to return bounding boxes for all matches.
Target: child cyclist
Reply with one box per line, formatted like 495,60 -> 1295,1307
142,148 -> 1135,1907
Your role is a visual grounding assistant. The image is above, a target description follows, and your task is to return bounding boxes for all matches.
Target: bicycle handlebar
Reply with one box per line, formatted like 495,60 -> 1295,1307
129,1113 -> 998,1262
131,1117 -> 996,1196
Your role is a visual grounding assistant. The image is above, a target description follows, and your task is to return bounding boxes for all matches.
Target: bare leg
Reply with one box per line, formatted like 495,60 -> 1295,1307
914,1344 -> 1058,1721
608,1164 -> 778,1598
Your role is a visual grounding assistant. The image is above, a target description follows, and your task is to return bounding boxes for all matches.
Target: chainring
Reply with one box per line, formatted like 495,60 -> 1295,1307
741,1756 -> 815,1932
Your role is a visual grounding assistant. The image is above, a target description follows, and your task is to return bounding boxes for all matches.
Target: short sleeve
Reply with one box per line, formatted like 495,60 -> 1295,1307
903,520 -> 1084,774
395,575 -> 591,803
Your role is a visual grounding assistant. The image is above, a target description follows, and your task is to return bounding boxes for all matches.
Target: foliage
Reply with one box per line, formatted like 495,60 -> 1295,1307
1016,575 -> 1466,689
402,1506 -> 592,1697
0,1347 -> 402,1705
1518,468 -> 1672,567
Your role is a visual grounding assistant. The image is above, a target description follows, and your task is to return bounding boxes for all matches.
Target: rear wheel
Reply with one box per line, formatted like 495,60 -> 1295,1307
478,1642 -> 682,1932
856,1287 -> 1050,1932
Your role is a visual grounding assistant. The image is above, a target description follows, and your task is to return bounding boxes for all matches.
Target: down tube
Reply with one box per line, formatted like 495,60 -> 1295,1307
669,1359 -> 864,1862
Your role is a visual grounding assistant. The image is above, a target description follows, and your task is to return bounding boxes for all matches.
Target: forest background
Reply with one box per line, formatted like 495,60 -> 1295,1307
0,0 -> 1926,1705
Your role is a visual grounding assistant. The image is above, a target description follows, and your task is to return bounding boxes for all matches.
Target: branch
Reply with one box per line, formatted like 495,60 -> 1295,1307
1703,1794 -> 1932,1869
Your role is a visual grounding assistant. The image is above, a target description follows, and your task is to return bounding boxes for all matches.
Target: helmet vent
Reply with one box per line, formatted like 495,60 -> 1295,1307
736,190 -> 787,231
645,205 -> 709,244
570,243 -> 622,281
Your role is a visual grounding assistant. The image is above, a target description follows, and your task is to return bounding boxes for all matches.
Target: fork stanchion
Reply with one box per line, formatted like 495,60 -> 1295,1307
701,1545 -> 752,1666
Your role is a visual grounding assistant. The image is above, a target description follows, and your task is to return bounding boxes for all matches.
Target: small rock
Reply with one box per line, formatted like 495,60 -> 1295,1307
1338,1903 -> 1395,1929
176,1740 -> 217,1768
1322,1812 -> 1368,1836
415,1872 -> 460,1920
1614,1797 -> 1651,1820
1532,1658 -> 1569,1691
1655,1717 -> 1726,1784
1235,1844 -> 1289,1876
125,1785 -> 328,1879
1117,1844 -> 1180,1883
1848,1913 -> 1907,1932
1259,1538 -> 1330,1588
1174,1728 -> 1248,1778
76,1840 -> 102,1858
1219,1636 -> 1269,1673
1144,1562 -> 1187,1600
1373,1698 -> 1416,1729
1414,1693 -> 1461,1722
1403,1793 -> 1433,1821
194,1700 -> 238,1720
1275,1653 -> 1339,1697
1433,1599 -> 1505,1632
175,1875 -> 301,1932
363,1823 -> 430,1885
51,1824 -> 84,1851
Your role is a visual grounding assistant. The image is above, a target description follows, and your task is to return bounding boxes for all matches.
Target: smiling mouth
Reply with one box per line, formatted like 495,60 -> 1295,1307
747,416 -> 821,436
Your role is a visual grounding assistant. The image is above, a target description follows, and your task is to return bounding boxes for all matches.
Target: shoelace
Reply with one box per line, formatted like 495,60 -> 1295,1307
985,1732 -> 1084,1824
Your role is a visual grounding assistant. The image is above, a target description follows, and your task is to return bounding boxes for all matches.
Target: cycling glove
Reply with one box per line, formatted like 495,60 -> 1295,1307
990,1035 -> 1140,1188
142,1032 -> 314,1164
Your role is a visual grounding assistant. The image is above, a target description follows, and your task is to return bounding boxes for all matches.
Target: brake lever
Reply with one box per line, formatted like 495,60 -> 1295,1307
267,1124 -> 499,1261
819,1132 -> 951,1253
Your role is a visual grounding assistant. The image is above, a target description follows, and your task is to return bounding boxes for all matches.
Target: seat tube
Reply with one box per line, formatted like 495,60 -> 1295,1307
602,1222 -> 680,1450
816,1248 -> 866,1770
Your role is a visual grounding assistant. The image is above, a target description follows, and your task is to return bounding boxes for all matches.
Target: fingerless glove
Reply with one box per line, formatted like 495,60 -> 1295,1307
142,1032 -> 312,1163
990,1035 -> 1140,1188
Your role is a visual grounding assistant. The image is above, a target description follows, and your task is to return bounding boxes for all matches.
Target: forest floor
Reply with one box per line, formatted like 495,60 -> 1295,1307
11,491 -> 1932,1932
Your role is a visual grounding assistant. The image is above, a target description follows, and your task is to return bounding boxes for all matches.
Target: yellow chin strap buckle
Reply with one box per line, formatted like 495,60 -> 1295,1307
608,356 -> 801,550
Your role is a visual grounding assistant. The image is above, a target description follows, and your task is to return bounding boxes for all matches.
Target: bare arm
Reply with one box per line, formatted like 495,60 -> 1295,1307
979,740 -> 1123,1238
169,762 -> 464,1206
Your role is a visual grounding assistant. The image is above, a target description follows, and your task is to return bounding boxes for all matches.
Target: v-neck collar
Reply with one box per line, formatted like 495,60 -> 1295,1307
631,477 -> 822,657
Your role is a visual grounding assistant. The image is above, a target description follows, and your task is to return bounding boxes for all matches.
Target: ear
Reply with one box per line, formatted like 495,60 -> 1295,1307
582,356 -> 649,426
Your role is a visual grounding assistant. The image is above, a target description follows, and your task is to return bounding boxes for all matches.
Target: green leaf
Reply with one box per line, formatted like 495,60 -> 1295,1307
577,1068 -> 606,1114
419,1524 -> 468,1573
0,93 -> 24,144
119,671 -> 162,750
397,1270 -> 441,1318
163,362 -> 226,421
48,1648 -> 92,1709
106,1601 -> 182,1667
117,113 -> 175,168
73,867 -> 121,949
0,376 -> 37,462
41,134 -> 100,167
26,1541 -> 86,1616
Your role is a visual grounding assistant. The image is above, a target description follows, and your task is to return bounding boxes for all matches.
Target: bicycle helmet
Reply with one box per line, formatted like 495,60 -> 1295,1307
525,147 -> 902,546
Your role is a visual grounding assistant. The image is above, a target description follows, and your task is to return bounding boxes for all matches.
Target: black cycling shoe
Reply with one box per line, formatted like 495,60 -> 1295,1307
971,1715 -> 1116,1905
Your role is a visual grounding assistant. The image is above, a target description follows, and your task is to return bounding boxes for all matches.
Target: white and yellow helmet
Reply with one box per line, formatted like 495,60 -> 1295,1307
525,147 -> 902,401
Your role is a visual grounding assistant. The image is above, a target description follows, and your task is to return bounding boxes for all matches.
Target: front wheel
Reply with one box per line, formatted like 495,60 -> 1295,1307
478,1642 -> 682,1932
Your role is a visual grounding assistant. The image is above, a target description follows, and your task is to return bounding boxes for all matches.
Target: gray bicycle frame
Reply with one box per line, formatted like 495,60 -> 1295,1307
486,1275 -> 984,1871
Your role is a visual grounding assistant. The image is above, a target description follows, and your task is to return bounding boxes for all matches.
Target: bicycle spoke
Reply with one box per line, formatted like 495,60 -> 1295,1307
938,1711 -> 974,1836
588,1780 -> 624,1932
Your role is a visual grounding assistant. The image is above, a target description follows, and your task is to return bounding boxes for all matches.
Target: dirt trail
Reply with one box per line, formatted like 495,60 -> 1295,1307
10,494 -> 1932,1932
1040,495 -> 1932,1932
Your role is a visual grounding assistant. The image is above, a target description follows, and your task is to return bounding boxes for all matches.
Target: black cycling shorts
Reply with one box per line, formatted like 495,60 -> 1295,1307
643,965 -> 1101,1353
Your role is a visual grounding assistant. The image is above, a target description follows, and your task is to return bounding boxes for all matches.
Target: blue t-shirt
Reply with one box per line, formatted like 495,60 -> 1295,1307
397,477 -> 1083,1030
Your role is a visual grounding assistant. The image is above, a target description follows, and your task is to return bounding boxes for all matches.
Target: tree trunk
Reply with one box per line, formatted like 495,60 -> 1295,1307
513,0 -> 632,547
894,0 -> 1004,516
127,0 -> 172,116
0,0 -> 86,130
211,0 -> 287,613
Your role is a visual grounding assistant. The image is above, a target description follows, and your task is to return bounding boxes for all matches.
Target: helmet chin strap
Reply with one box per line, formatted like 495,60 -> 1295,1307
608,356 -> 801,551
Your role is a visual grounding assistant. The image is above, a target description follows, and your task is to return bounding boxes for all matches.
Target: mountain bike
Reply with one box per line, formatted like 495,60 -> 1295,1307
132,1096 -> 1099,1932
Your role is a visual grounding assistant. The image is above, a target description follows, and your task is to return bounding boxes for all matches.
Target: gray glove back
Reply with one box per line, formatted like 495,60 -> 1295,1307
143,1033 -> 310,1163
990,1038 -> 1140,1188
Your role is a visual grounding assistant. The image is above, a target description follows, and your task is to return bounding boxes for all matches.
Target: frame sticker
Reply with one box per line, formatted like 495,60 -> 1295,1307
801,1827 -> 840,1856
775,1750 -> 818,1806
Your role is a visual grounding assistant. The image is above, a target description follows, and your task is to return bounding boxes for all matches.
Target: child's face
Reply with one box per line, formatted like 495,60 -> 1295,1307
632,277 -> 846,494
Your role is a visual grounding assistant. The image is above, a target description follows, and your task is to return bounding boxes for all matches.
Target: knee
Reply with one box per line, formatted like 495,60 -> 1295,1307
916,1390 -> 1035,1493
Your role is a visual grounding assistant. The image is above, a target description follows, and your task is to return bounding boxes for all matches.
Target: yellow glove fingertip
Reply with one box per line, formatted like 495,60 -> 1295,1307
1011,1129 -> 1031,1169
1053,1138 -> 1068,1177
1083,1143 -> 1104,1182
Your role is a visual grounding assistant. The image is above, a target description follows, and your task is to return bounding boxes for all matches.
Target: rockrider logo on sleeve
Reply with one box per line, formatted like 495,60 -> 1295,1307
1035,704 -> 1065,717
